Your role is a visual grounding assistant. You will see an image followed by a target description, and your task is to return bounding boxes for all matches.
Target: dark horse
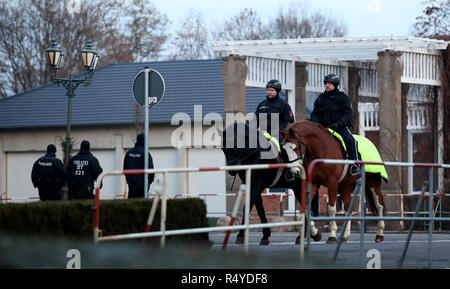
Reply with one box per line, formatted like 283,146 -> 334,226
221,122 -> 321,245
280,120 -> 388,243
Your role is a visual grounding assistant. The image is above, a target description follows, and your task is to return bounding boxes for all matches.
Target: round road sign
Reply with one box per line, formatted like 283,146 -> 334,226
132,68 -> 165,107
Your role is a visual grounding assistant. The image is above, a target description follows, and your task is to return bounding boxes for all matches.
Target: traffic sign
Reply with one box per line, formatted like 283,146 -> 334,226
132,68 -> 165,108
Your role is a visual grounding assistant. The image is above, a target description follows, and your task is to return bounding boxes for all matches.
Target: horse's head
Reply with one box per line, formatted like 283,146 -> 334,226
280,125 -> 307,176
221,122 -> 261,170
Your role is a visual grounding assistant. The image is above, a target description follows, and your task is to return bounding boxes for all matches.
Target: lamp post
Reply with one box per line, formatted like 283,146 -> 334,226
45,40 -> 99,165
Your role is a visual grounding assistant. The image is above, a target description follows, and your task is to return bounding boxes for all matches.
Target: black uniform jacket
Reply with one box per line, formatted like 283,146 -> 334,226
31,153 -> 66,200
67,150 -> 103,199
255,94 -> 294,133
310,88 -> 353,130
123,143 -> 155,197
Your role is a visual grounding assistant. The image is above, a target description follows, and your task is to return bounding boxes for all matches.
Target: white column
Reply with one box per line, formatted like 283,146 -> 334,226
288,60 -> 296,117
340,64 -> 349,94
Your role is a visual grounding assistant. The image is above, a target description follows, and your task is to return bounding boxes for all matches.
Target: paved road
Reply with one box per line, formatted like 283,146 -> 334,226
1,231 -> 448,269
209,231 -> 450,269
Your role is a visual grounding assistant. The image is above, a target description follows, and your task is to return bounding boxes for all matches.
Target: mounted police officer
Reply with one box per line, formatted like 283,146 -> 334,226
123,133 -> 155,198
310,74 -> 360,175
31,144 -> 66,201
67,140 -> 103,199
255,79 -> 294,141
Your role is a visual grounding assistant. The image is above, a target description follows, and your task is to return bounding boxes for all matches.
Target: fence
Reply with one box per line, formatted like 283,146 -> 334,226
92,163 -> 308,258
91,159 -> 450,267
302,159 -> 450,268
0,193 -> 127,203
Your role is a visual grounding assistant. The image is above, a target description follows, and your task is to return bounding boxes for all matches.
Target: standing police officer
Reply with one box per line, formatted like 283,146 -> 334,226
310,74 -> 360,175
123,133 -> 155,198
31,144 -> 66,201
67,140 -> 103,199
255,79 -> 294,140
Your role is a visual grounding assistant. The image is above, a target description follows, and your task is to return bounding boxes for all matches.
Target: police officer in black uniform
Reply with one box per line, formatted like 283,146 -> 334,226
123,133 -> 155,198
310,74 -> 360,175
31,144 -> 67,201
67,140 -> 103,199
255,79 -> 295,140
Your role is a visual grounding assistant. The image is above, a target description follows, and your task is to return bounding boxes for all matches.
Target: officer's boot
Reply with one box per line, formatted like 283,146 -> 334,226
345,137 -> 360,176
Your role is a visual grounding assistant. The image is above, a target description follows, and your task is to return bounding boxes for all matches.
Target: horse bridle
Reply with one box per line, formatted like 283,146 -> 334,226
287,130 -> 306,164
288,129 -> 334,164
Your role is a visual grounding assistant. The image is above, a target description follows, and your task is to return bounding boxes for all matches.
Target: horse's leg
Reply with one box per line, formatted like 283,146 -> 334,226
254,195 -> 271,245
369,183 -> 385,243
236,184 -> 266,245
309,188 -> 322,242
236,202 -> 252,244
327,180 -> 339,244
340,185 -> 353,242
295,184 -> 322,244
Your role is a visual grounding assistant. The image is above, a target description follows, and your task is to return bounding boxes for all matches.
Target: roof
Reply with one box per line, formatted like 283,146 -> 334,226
212,36 -> 449,62
0,59 -> 267,129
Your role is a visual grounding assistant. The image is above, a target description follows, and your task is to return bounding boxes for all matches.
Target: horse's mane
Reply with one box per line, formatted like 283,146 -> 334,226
222,122 -> 271,152
288,120 -> 330,137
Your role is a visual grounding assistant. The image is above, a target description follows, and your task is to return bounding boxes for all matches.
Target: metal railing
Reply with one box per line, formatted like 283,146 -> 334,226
93,163 -> 307,258
302,159 -> 450,268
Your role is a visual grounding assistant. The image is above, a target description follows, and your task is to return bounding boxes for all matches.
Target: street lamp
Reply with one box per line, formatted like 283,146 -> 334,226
45,39 -> 99,165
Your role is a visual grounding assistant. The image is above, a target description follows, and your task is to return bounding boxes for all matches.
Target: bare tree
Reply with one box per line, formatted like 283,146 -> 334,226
267,2 -> 348,39
168,10 -> 211,60
212,8 -> 269,41
410,0 -> 450,38
0,0 -> 116,96
210,2 -> 347,44
0,0 -> 169,98
123,0 -> 169,62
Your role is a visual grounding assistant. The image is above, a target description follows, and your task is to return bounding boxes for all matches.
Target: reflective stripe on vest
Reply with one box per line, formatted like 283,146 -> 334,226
263,132 -> 281,152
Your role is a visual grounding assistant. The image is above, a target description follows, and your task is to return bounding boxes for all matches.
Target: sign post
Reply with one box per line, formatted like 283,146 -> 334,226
132,67 -> 165,198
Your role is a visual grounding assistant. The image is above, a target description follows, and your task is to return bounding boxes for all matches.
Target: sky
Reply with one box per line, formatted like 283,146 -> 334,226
153,0 -> 426,38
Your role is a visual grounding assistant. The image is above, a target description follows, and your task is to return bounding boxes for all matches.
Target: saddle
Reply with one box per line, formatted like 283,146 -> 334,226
328,128 -> 389,183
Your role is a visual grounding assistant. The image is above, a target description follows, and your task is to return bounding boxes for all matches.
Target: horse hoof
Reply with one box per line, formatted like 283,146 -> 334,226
327,236 -> 337,244
295,236 -> 300,245
235,236 -> 244,244
340,237 -> 348,243
259,239 -> 270,246
311,232 -> 322,242
375,235 -> 384,243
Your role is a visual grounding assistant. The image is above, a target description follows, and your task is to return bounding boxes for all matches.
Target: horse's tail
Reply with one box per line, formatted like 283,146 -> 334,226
364,183 -> 378,216
364,173 -> 386,216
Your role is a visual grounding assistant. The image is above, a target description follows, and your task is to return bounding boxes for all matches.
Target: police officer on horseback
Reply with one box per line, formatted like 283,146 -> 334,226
311,74 -> 360,175
255,79 -> 294,141
31,144 -> 67,201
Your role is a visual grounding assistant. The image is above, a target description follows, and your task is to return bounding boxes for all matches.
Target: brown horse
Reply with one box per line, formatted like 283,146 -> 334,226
280,120 -> 387,243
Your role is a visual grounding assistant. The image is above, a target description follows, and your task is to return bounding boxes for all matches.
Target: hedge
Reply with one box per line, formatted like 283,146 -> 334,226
0,198 -> 211,244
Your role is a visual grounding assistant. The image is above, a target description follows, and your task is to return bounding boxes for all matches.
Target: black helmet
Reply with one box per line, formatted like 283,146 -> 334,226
324,74 -> 340,87
266,79 -> 282,92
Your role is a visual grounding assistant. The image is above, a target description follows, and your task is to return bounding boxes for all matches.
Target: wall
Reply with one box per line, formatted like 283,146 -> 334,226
0,124 -> 227,216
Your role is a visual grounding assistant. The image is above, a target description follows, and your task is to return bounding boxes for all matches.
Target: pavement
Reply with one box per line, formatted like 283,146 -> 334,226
0,230 -> 448,269
209,231 -> 450,269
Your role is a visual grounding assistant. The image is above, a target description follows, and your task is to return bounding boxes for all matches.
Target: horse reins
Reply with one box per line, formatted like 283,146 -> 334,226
290,129 -> 333,163
290,130 -> 306,163
228,147 -> 260,191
